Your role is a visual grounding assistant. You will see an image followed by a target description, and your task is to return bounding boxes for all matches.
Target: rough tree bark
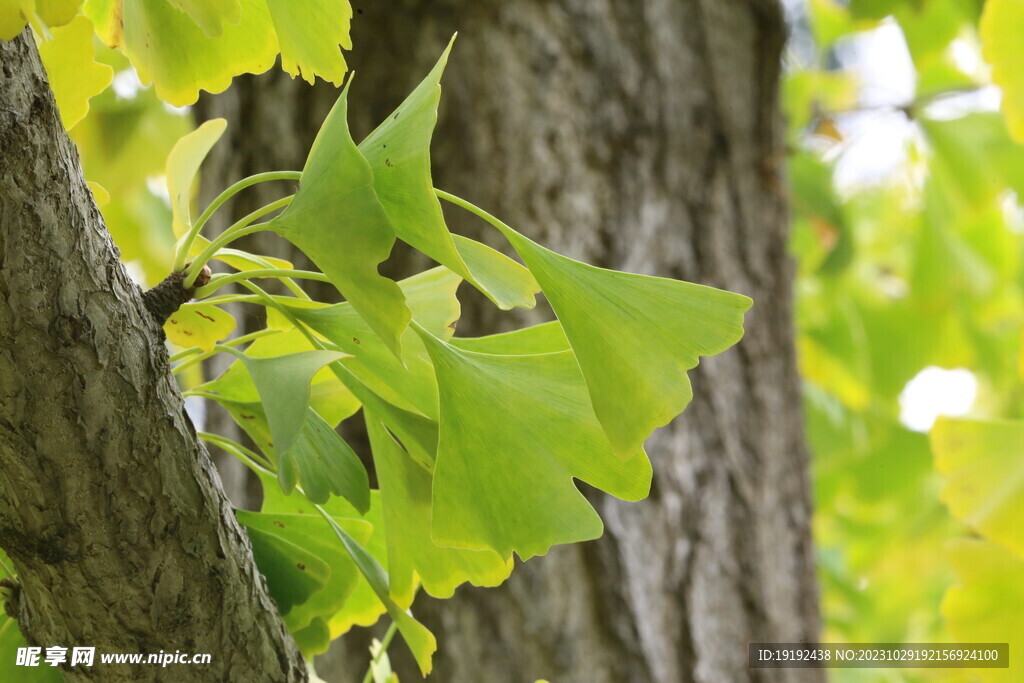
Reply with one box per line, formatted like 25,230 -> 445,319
197,1 -> 821,682
0,32 -> 305,682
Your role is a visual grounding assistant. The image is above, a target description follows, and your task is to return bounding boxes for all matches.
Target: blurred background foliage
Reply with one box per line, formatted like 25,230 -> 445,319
58,0 -> 1022,680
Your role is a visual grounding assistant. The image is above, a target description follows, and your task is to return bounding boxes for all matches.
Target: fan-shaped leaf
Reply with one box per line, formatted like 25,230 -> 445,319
931,418 -> 1024,558
265,0 -> 351,85
415,326 -> 652,560
165,0 -> 240,38
37,15 -> 113,130
358,38 -> 539,310
167,119 -> 226,238
451,321 -> 569,355
366,416 -> 512,606
269,80 -> 410,356
164,302 -> 236,351
1,0 -> 81,40
495,224 -> 751,458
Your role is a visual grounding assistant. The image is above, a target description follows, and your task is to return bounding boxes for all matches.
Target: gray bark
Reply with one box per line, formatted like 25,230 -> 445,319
198,0 -> 821,681
0,31 -> 305,682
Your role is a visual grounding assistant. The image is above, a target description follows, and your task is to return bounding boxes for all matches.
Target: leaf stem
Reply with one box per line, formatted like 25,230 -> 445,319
170,328 -> 278,374
173,171 -> 302,271
435,189 -> 517,242
193,269 -> 329,299
183,196 -> 294,288
361,621 -> 399,683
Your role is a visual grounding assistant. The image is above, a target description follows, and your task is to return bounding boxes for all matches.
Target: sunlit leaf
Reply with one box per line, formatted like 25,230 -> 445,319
167,119 -> 226,238
451,321 -> 569,355
269,80 -> 410,356
37,15 -> 113,130
943,538 -> 1024,682
358,38 -> 539,311
319,512 -> 437,676
282,267 -> 460,418
981,0 -> 1024,142
85,0 -> 279,107
493,223 -> 751,458
164,302 -> 236,351
931,418 -> 1024,558
87,180 -> 109,207
165,0 -> 240,38
265,0 -> 351,85
415,326 -> 652,560
366,416 -> 512,606
1,0 -> 81,40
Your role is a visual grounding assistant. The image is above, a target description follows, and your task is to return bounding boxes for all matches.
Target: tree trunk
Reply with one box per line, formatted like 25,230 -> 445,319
197,0 -> 821,681
0,32 -> 305,682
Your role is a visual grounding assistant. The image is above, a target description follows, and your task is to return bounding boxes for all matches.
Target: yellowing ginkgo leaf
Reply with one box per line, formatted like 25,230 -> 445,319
164,302 -> 236,351
87,0 -> 278,107
165,0 -> 240,38
37,15 -> 113,130
1,0 -> 81,40
981,0 -> 1024,142
167,119 -> 227,237
943,538 -> 1023,682
931,418 -> 1024,559
265,0 -> 351,85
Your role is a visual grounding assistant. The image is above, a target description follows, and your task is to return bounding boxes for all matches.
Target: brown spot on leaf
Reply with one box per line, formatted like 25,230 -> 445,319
296,563 -> 306,571
273,521 -> 285,528
196,311 -> 216,322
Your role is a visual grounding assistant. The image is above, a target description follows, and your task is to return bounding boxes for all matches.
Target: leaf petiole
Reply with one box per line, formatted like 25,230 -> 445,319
173,171 -> 302,272
193,268 -> 329,299
183,195 -> 294,288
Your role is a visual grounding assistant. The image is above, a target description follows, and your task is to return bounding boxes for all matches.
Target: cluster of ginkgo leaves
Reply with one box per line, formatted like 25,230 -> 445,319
159,40 -> 750,672
1,3 -> 754,678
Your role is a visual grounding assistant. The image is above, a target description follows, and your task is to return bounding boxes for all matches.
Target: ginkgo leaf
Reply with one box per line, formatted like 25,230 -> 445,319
366,416 -> 512,607
931,418 -> 1024,558
237,510 -> 371,639
981,0 -> 1024,142
167,119 -> 227,238
451,321 -> 569,355
86,0 -> 279,107
415,326 -> 652,560
280,408 -> 369,511
165,0 -> 240,38
282,267 -> 460,418
244,525 -> 330,614
269,79 -> 410,357
87,180 -> 109,207
37,15 -> 113,130
265,0 -> 351,85
198,328 -> 359,427
1,0 -> 81,40
942,538 -> 1023,682
238,350 -> 348,467
164,302 -> 236,351
320,511 -> 437,676
492,222 -> 751,458
188,235 -> 295,273
358,38 -> 539,311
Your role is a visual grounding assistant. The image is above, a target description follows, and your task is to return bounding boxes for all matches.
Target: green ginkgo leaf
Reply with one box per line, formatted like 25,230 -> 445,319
37,15 -> 113,130
320,511 -> 437,676
415,326 -> 652,560
280,408 -> 369,511
265,0 -> 351,85
281,267 -> 460,418
366,416 -> 512,607
931,418 -> 1024,558
86,0 -> 279,107
167,119 -> 227,238
451,321 -> 569,355
981,0 -> 1024,142
492,222 -> 751,458
238,349 -> 346,467
237,510 -> 371,639
165,0 -> 240,38
269,79 -> 410,357
164,302 -> 236,351
942,538 -> 1024,682
243,525 -> 330,614
358,38 -> 539,311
